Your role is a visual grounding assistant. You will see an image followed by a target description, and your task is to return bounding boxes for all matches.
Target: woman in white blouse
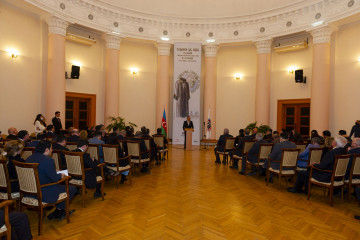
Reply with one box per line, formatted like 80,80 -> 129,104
34,114 -> 46,135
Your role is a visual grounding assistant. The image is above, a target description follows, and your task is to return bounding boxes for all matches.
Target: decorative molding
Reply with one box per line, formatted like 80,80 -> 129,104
104,34 -> 121,50
255,40 -> 272,54
24,0 -> 360,43
310,26 -> 334,45
46,16 -> 69,36
157,43 -> 172,56
203,45 -> 219,58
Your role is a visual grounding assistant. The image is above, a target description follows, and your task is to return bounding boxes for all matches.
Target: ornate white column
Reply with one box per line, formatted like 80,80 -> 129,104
104,34 -> 121,126
156,43 -> 172,132
309,26 -> 334,133
254,39 -> 272,125
203,45 -> 218,139
46,16 -> 69,124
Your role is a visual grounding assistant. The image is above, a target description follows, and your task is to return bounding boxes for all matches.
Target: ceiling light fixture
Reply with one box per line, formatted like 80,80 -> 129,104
161,37 -> 170,41
312,20 -> 324,27
206,39 -> 216,43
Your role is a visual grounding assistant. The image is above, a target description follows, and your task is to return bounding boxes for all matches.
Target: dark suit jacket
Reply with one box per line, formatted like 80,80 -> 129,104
72,149 -> 99,189
26,141 -> 39,148
46,132 -> 57,139
52,143 -> 69,169
246,140 -> 267,162
26,153 -> 63,204
234,135 -> 253,156
216,133 -> 233,152
183,121 -> 194,130
345,147 -> 360,179
52,117 -> 62,133
269,140 -> 297,169
131,138 -> 149,159
7,155 -> 25,192
67,135 -> 80,143
312,147 -> 347,182
350,124 -> 360,138
6,134 -> 17,140
118,135 -> 126,140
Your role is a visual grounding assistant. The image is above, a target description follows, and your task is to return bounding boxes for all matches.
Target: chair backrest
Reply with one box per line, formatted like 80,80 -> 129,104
0,160 -> 10,195
87,144 -> 100,160
224,138 -> 236,150
296,143 -> 307,153
153,136 -> 165,148
13,161 -> 40,197
21,147 -> 35,160
142,137 -> 151,150
259,144 -> 273,160
333,155 -> 351,178
351,154 -> 360,177
281,148 -> 300,167
51,150 -> 62,171
243,141 -> 255,155
66,143 -> 78,151
308,147 -> 324,166
102,144 -> 118,165
127,141 -> 140,157
63,151 -> 84,177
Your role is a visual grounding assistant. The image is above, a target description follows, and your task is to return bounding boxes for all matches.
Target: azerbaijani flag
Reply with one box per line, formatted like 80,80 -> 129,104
161,109 -> 167,138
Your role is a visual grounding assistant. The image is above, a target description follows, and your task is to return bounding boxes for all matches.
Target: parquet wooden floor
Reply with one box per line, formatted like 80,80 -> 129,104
28,146 -> 360,240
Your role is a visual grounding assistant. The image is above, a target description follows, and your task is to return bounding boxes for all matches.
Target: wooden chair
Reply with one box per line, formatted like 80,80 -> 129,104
14,161 -> 71,235
65,143 -> 77,151
345,153 -> 360,201
307,154 -> 351,207
296,143 -> 307,153
127,141 -> 151,173
153,135 -> 168,161
232,140 -> 255,167
102,145 -> 132,188
142,137 -> 156,165
21,147 -> 35,160
0,160 -> 20,205
244,143 -> 273,177
216,137 -> 236,164
0,200 -> 13,239
51,150 -> 62,171
64,151 -> 105,207
266,148 -> 300,188
117,140 -> 125,151
87,144 -> 100,161
297,147 -> 324,171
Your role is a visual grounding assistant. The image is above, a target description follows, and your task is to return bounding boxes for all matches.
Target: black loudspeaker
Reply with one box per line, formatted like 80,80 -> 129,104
71,65 -> 80,79
295,69 -> 303,83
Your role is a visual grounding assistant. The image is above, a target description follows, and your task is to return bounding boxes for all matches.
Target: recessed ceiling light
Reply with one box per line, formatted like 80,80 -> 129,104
312,20 -> 324,27
111,31 -> 120,35
161,37 -> 170,41
206,39 -> 216,43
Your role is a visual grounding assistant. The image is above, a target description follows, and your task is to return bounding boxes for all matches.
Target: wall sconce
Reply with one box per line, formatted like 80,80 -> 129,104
130,67 -> 139,75
7,48 -> 20,58
288,66 -> 297,74
357,57 -> 360,62
234,73 -> 242,80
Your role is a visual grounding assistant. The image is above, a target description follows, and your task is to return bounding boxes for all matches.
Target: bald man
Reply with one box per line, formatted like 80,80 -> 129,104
6,127 -> 18,140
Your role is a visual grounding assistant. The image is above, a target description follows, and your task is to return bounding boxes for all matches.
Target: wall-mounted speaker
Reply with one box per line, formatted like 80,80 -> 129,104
71,65 -> 80,79
295,69 -> 306,83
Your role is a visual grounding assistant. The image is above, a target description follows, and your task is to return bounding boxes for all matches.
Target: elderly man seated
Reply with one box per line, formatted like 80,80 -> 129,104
6,127 -> 18,140
239,133 -> 266,175
214,128 -> 233,164
297,137 -> 321,169
287,135 -> 347,194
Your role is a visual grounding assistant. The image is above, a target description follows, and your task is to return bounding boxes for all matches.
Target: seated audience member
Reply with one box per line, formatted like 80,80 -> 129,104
132,131 -> 150,173
322,136 -> 334,158
272,134 -> 280,144
322,130 -> 332,144
72,140 -> 104,198
345,138 -> 360,180
0,209 -> 32,240
214,128 -> 233,164
239,133 -> 266,175
52,135 -> 69,169
26,133 -> 46,148
17,130 -> 30,146
235,129 -> 245,145
297,137 -> 321,168
67,129 -> 80,143
287,136 -> 347,194
142,128 -> 158,162
250,127 -> 258,139
26,141 -> 77,220
46,125 -> 57,139
264,128 -> 273,142
230,128 -> 252,168
291,129 -> 303,143
89,131 -> 105,145
125,126 -> 135,139
112,126 -> 120,136
6,127 -> 18,140
1,140 -> 25,192
273,131 -> 279,135
311,130 -> 323,141
339,130 -> 352,147
350,120 -> 360,138
262,132 -> 297,173
153,128 -> 168,147
88,125 -> 96,138
79,130 -> 88,140
118,130 -> 126,140
95,124 -> 107,142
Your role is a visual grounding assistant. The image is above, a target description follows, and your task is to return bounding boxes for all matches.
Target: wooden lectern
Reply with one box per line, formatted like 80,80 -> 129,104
185,128 -> 194,150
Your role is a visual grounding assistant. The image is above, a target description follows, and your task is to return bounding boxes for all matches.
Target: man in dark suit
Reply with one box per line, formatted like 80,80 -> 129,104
67,129 -> 80,143
0,209 -> 32,240
26,141 -> 77,220
183,116 -> 194,149
230,128 -> 253,168
17,130 -> 30,146
52,135 -> 69,169
239,133 -> 267,175
133,131 -> 150,172
52,111 -> 63,134
350,120 -> 360,138
72,140 -> 104,198
214,128 -> 233,164
250,127 -> 258,139
345,138 -> 360,180
46,125 -> 57,139
6,127 -> 18,140
287,136 -> 347,193
27,133 -> 46,148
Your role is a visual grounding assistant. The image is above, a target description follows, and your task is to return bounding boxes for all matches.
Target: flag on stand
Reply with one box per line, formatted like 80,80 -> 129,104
206,108 -> 211,139
161,109 -> 167,138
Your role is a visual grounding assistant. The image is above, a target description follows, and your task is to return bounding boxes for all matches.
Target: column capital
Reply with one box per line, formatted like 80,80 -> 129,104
254,39 -> 272,54
203,45 -> 219,57
46,16 -> 69,36
157,43 -> 172,56
310,26 -> 335,45
103,34 -> 122,50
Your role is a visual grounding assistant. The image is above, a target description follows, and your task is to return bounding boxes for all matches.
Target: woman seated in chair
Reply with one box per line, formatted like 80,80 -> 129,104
1,140 -> 25,193
106,133 -> 129,183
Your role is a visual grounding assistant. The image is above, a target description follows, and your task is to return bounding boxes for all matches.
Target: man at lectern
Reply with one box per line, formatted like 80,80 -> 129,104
183,116 -> 194,149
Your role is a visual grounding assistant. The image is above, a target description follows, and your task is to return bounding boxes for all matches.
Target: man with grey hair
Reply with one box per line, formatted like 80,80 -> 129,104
239,133 -> 266,175
67,129 -> 80,143
288,135 -> 347,194
214,128 -> 233,164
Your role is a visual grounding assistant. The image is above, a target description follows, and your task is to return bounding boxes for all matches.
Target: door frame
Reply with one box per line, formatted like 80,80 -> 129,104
66,92 -> 96,128
277,98 -> 310,132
